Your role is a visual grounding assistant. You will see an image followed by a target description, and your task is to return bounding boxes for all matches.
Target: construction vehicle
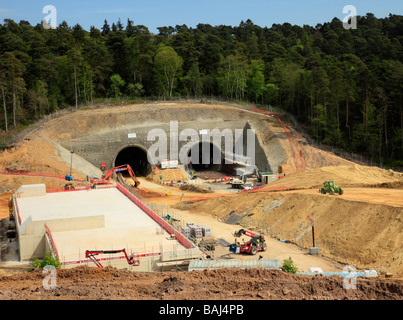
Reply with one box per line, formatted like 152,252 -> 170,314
230,229 -> 267,255
230,177 -> 245,189
64,183 -> 75,191
320,180 -> 344,195
85,249 -> 140,268
91,164 -> 140,188
63,174 -> 76,191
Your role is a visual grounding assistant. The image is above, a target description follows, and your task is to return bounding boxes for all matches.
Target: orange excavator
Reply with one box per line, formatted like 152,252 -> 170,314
230,229 -> 267,255
91,164 -> 140,188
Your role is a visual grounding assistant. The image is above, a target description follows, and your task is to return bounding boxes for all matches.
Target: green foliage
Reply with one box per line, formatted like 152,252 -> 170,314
108,74 -> 125,98
126,83 -> 144,97
281,257 -> 298,274
0,15 -> 403,163
31,251 -> 61,270
154,45 -> 183,97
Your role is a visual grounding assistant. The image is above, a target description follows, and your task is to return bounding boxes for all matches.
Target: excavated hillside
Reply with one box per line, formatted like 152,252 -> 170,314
189,187 -> 403,277
0,101 -> 402,300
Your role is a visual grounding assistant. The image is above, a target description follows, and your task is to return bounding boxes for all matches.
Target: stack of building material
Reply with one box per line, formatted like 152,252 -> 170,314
190,225 -> 203,239
199,225 -> 211,237
181,226 -> 191,238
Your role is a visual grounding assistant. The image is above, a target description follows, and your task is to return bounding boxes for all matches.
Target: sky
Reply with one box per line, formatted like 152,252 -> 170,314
0,0 -> 402,33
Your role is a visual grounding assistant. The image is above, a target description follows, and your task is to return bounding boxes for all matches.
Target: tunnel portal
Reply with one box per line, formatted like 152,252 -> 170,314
114,146 -> 152,177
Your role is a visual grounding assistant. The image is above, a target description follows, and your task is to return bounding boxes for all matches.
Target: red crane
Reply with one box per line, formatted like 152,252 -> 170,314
232,229 -> 267,255
91,164 -> 140,188
85,249 -> 140,268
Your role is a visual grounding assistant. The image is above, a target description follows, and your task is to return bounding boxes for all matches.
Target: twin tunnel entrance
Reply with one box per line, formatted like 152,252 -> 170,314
114,142 -> 231,178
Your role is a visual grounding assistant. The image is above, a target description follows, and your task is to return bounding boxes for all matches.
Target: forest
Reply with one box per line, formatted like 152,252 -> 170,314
0,14 -> 402,165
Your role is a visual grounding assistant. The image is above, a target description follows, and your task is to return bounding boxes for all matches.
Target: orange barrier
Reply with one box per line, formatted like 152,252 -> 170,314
241,185 -> 297,193
0,170 -> 66,179
252,106 -> 303,172
188,185 -> 297,202
296,133 -> 306,170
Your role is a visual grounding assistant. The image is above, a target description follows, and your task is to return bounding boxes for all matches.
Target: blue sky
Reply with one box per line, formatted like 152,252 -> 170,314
0,0 -> 402,33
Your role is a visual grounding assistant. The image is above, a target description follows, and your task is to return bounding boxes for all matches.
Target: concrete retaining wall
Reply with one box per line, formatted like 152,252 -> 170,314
60,120 -> 272,175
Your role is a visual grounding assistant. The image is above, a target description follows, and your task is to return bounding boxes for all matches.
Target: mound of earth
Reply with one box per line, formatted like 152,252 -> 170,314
189,189 -> 403,277
179,184 -> 213,193
268,164 -> 403,189
150,169 -> 189,183
0,139 -> 71,175
0,266 -> 401,300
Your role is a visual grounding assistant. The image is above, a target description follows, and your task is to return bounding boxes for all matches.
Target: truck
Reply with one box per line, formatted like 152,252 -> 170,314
230,178 -> 245,189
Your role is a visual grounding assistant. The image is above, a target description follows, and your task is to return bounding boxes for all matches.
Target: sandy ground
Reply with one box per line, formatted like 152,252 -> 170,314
170,208 -> 343,273
288,187 -> 403,207
0,101 -> 402,301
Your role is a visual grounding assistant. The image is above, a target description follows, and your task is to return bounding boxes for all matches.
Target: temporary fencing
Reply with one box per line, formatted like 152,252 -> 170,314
251,106 -> 306,172
0,170 -> 66,180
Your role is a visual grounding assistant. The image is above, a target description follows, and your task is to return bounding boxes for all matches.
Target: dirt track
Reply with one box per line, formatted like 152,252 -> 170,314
288,188 -> 403,207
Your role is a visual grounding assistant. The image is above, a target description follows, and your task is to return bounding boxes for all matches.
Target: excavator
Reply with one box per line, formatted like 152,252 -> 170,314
230,229 -> 267,255
85,249 -> 140,268
91,164 -> 140,188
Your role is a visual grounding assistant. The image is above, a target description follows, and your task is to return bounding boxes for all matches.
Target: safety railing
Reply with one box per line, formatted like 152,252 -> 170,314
116,183 -> 195,250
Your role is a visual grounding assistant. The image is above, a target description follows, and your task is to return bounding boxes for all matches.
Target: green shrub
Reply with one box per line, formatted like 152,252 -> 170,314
31,251 -> 61,270
281,257 -> 298,274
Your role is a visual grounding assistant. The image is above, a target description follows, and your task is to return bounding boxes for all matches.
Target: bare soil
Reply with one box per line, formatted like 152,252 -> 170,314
0,266 -> 402,300
0,101 -> 402,300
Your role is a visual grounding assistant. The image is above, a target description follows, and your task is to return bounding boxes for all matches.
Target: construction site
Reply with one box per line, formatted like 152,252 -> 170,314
0,100 -> 402,300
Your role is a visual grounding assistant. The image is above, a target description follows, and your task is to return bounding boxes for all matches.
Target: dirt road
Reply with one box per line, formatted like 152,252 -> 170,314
174,209 -> 343,273
132,178 -> 345,273
286,188 -> 403,207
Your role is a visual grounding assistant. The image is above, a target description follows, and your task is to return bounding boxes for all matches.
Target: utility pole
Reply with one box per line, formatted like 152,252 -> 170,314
307,212 -> 315,247
307,212 -> 318,255
70,151 -> 74,176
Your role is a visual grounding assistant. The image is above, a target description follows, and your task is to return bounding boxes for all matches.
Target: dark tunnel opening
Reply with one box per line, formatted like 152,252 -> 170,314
115,146 -> 152,177
187,142 -> 223,172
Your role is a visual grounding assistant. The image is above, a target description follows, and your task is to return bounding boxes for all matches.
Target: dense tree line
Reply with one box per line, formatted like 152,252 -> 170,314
0,14 -> 403,164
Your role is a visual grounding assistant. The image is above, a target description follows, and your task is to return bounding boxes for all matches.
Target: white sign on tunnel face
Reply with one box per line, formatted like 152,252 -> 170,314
128,133 -> 137,138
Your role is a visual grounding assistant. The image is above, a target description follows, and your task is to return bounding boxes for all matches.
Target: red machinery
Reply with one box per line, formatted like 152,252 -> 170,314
231,229 -> 267,255
91,164 -> 140,188
85,249 -> 140,268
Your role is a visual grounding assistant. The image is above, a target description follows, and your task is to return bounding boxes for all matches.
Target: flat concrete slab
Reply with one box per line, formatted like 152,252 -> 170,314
17,188 -> 186,265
